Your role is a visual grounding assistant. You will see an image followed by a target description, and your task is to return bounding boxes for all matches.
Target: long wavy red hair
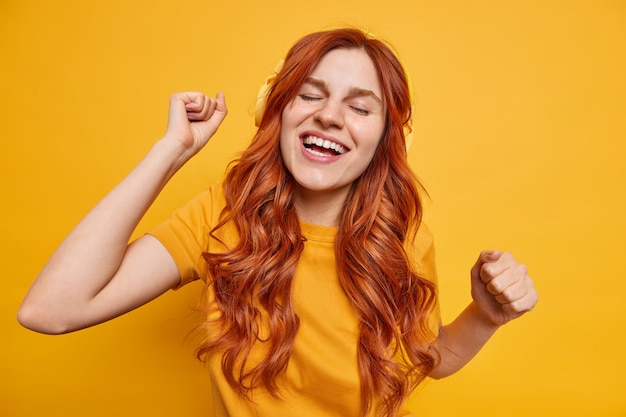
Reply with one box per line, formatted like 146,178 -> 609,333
198,28 -> 439,416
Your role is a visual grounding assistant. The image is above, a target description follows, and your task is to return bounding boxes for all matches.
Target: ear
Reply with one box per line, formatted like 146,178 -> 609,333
255,60 -> 285,127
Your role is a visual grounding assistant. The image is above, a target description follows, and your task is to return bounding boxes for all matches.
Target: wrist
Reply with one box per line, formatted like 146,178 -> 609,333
150,137 -> 195,174
467,301 -> 502,332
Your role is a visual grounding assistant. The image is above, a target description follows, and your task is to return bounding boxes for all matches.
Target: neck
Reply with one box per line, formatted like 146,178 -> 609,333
293,186 -> 350,227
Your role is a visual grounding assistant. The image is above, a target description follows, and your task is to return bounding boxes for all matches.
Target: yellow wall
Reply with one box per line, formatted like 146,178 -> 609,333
2,1 -> 625,416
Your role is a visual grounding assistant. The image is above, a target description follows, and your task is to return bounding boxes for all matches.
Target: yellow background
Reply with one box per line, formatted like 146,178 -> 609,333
2,0 -> 625,416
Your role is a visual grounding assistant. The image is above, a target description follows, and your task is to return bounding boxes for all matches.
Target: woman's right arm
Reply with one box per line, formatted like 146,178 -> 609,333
17,92 -> 227,334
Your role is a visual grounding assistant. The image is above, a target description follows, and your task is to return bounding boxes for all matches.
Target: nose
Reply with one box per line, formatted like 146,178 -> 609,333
314,99 -> 344,129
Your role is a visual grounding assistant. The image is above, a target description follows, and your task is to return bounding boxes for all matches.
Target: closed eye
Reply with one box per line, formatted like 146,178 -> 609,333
350,106 -> 369,116
299,94 -> 321,102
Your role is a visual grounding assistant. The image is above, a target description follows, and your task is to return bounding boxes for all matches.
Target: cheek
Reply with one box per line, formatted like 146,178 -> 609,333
281,100 -> 306,128
280,106 -> 290,128
353,122 -> 385,151
279,106 -> 296,148
348,110 -> 385,138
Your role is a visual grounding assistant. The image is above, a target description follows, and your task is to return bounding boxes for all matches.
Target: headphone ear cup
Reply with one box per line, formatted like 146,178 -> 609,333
254,60 -> 285,127
254,82 -> 270,127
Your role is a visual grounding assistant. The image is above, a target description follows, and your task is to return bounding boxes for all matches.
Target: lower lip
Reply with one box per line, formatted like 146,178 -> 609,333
300,141 -> 345,163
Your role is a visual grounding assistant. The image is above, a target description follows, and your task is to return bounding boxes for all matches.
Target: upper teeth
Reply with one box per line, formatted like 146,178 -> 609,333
303,136 -> 347,154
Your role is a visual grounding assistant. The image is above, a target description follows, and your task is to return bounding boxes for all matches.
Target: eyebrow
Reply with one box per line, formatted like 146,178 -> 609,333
304,77 -> 383,105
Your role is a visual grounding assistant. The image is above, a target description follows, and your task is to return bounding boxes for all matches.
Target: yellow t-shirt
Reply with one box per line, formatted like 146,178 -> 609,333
149,183 -> 439,417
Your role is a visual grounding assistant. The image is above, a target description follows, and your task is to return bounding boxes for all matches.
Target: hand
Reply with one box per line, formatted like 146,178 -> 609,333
470,250 -> 538,327
163,91 -> 228,157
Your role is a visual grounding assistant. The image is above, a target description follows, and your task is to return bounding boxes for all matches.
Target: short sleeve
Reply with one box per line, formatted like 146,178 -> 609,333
406,223 -> 441,336
148,184 -> 224,288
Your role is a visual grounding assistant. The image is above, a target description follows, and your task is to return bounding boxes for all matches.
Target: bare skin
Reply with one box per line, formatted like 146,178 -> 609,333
431,250 -> 538,378
18,84 -> 538,377
18,92 -> 227,334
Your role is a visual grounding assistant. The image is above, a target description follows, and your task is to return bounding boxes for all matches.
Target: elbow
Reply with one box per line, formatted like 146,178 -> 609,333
17,300 -> 71,335
428,366 -> 457,380
427,351 -> 461,380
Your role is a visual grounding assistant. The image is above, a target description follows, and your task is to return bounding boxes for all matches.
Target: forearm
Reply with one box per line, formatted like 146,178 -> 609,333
429,301 -> 500,379
19,139 -> 188,329
18,92 -> 227,334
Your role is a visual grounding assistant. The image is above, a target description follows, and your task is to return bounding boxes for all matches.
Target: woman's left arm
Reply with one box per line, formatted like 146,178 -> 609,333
429,250 -> 539,379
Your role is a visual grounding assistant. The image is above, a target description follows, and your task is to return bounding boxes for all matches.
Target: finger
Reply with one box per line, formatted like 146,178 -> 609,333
170,92 -> 204,116
180,92 -> 204,111
189,92 -> 228,144
501,289 -> 539,315
186,95 -> 213,121
207,92 -> 228,126
471,250 -> 498,281
184,95 -> 205,115
207,95 -> 218,116
167,93 -> 199,130
485,262 -> 528,296
493,270 -> 530,303
480,249 -> 501,263
214,91 -> 227,115
479,251 -> 518,284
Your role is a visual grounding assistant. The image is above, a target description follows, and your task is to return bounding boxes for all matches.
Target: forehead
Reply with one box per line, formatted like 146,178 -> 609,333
308,48 -> 382,96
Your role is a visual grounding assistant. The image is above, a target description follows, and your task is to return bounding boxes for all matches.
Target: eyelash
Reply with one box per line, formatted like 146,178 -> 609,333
350,106 -> 369,116
299,94 -> 319,102
298,95 -> 370,116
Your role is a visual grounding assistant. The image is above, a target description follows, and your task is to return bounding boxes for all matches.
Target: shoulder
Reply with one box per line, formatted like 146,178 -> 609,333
173,182 -> 227,224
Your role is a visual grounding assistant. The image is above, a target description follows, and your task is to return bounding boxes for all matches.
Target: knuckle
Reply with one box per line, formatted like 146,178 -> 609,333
517,263 -> 528,275
487,280 -> 503,295
501,287 -> 514,301
481,264 -> 495,278
503,301 -> 520,315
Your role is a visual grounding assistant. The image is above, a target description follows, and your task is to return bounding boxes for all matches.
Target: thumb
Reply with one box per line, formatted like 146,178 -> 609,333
480,249 -> 501,263
471,250 -> 501,278
213,91 -> 227,118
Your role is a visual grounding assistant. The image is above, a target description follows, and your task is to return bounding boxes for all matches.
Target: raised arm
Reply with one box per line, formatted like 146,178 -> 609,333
430,250 -> 538,379
18,92 -> 227,334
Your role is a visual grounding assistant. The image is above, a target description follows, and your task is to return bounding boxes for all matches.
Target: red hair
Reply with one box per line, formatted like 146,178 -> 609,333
199,28 -> 439,416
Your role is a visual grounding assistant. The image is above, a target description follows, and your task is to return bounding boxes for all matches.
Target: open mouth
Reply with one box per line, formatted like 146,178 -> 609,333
302,135 -> 348,157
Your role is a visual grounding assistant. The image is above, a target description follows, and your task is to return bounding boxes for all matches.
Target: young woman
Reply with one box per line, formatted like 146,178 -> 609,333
18,28 -> 538,417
